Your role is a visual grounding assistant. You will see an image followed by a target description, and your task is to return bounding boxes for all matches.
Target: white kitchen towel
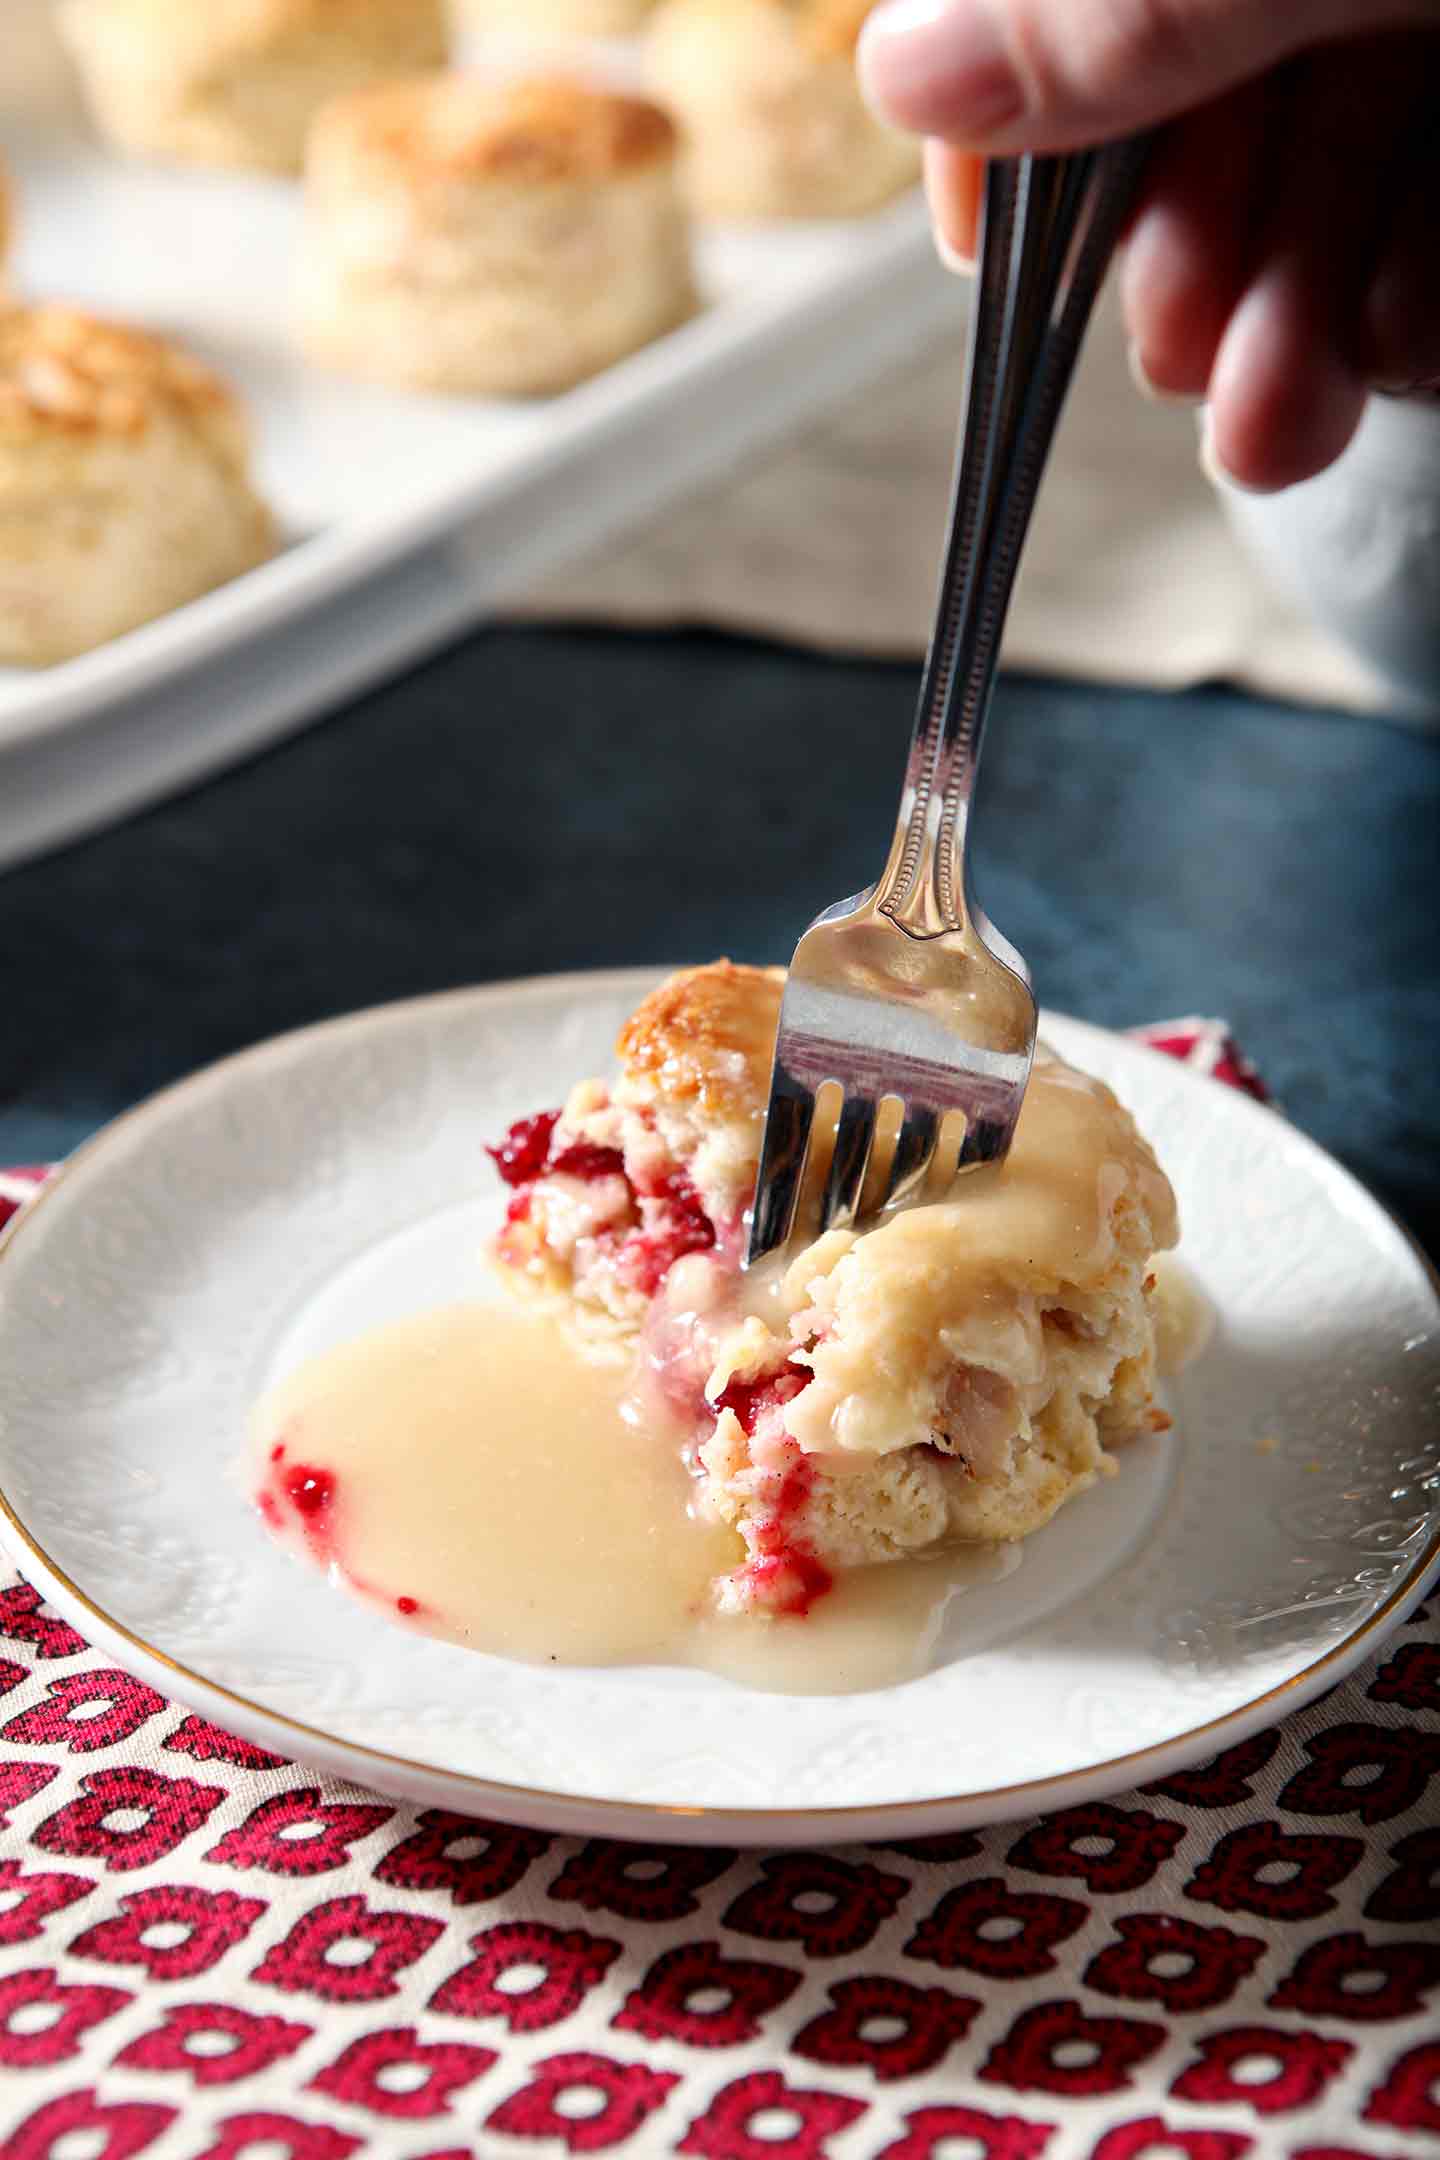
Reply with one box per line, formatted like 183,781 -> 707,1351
519,279 -> 1387,714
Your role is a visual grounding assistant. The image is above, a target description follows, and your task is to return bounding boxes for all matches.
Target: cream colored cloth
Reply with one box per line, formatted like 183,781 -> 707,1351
519,279 -> 1387,712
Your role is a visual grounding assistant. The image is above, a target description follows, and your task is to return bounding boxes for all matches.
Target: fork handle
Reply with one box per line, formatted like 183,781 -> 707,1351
876,142 -> 1152,941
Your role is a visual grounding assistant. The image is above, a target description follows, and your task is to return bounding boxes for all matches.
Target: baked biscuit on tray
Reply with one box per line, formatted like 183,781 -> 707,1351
0,305 -> 274,666
299,73 -> 697,395
646,0 -> 922,219
453,0 -> 658,33
58,0 -> 449,174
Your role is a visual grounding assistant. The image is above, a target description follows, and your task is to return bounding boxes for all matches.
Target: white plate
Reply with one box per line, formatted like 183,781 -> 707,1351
0,970 -> 1437,1844
0,8 -> 958,868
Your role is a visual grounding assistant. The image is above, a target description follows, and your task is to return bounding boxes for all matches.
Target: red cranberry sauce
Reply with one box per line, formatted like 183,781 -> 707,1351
257,1441 -> 426,1625
715,1362 -> 812,1440
741,1444 -> 833,1616
489,1109 -> 628,1191
486,1110 -> 561,1186
619,1167 -> 718,1296
257,1438 -> 341,1561
743,1542 -> 834,1617
488,1106 -> 720,1297
637,1163 -> 709,1220
283,1465 -> 334,1518
549,1142 -> 626,1180
714,1364 -> 833,1617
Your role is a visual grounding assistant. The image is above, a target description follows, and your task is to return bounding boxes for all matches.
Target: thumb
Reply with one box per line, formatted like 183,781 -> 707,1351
858,0 -> 1438,152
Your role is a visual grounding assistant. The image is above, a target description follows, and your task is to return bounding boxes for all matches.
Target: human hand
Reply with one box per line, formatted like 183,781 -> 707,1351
858,0 -> 1440,491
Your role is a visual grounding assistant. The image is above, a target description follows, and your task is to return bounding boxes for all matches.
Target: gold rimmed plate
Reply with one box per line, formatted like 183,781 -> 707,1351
1,971 -> 1436,1844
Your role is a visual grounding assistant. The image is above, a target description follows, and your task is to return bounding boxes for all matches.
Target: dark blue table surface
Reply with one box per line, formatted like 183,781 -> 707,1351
4,625 -> 1438,1257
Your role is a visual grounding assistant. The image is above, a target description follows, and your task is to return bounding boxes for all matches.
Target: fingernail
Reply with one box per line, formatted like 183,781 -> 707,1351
1127,340 -> 1201,407
860,0 -> 1024,139
1198,409 -> 1269,497
936,229 -> 975,275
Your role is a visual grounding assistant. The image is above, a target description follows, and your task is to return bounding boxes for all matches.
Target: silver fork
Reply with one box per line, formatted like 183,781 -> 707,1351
747,143 -> 1153,1268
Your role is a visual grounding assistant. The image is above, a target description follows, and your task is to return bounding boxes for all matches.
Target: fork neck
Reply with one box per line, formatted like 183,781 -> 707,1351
872,157 -> 1031,946
874,750 -> 979,939
873,144 -> 1152,947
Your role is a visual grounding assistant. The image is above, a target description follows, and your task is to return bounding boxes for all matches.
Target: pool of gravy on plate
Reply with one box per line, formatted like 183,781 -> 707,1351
251,1302 -> 1019,1696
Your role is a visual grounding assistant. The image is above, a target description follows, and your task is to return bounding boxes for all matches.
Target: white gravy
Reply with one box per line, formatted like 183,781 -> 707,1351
252,1301 -> 1017,1696
1151,1252 -> 1215,1374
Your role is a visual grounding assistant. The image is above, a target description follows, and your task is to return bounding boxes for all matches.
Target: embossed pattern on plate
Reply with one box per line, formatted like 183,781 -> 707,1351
0,970 -> 1436,1840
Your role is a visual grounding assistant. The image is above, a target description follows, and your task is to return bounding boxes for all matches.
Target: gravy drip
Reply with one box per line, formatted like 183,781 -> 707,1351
1151,1252 -> 1215,1373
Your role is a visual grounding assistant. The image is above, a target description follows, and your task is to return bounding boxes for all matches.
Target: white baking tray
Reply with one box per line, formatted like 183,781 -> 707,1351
0,9 -> 960,870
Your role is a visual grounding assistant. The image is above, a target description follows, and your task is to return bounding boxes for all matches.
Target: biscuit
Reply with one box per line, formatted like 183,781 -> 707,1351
488,962 -> 780,1344
487,961 -> 1182,1617
646,0 -> 921,219
454,0 -> 657,33
299,73 -> 698,395
57,0 -> 449,174
698,1087 -> 1178,1610
0,305 -> 275,665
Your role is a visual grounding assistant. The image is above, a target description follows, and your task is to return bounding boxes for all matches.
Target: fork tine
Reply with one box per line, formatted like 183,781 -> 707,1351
882,1103 -> 941,1213
955,1102 -> 1020,1172
747,1074 -> 816,1266
819,1092 -> 880,1238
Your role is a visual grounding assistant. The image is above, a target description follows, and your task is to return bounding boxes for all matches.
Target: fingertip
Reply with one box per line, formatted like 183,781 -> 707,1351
1198,408 -> 1273,497
935,229 -> 976,276
924,139 -> 980,272
858,0 -> 955,134
1121,203 -> 1225,400
859,0 -> 1025,144
1207,265 -> 1366,492
1127,337 -> 1201,407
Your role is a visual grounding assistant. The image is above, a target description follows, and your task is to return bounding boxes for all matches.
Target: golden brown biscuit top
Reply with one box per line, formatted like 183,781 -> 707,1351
0,305 -> 241,453
314,74 -> 679,186
617,961 -> 785,1118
